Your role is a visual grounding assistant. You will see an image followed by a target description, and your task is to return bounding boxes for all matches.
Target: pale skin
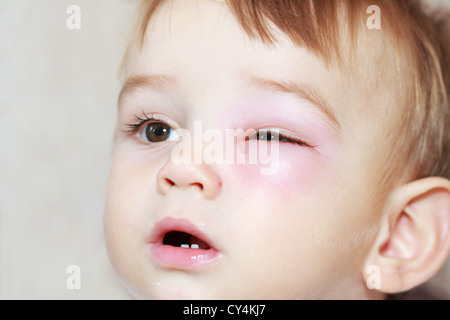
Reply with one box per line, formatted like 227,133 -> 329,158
104,0 -> 450,299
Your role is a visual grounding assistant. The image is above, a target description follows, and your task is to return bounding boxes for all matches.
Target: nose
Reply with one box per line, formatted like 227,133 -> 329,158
157,161 -> 222,200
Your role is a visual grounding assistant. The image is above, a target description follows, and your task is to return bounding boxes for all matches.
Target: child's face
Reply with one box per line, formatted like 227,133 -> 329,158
105,0 -> 392,299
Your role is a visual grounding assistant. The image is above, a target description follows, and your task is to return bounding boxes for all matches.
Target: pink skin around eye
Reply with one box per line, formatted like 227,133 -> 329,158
222,96 -> 340,200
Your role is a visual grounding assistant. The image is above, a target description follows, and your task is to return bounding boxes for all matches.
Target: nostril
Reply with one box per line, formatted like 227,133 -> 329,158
165,178 -> 175,187
190,182 -> 204,191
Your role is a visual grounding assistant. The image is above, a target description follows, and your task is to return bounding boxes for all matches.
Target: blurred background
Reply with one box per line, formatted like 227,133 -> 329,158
0,0 -> 448,299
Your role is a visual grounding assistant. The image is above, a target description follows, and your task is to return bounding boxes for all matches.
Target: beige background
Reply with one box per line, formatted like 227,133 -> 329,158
0,0 -> 448,299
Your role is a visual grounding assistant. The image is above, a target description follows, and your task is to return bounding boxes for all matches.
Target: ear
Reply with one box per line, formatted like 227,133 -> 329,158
363,177 -> 450,294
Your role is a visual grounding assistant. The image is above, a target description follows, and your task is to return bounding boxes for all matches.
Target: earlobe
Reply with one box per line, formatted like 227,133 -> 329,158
363,177 -> 450,294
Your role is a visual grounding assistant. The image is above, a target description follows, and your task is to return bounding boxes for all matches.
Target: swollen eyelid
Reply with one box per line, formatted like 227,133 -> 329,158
247,129 -> 313,147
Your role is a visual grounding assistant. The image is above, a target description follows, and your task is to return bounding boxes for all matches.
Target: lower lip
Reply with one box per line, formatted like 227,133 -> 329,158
149,243 -> 220,269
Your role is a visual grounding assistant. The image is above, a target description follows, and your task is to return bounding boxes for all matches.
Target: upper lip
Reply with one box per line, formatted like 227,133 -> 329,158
149,217 -> 217,250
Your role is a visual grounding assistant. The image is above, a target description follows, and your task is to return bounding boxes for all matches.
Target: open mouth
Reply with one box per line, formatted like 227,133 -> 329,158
149,217 -> 219,269
163,231 -> 211,250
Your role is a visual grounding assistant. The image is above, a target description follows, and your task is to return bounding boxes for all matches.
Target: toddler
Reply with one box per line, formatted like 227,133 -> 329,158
104,0 -> 449,299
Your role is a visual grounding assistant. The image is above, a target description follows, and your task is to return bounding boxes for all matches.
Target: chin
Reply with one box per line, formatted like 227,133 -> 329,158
129,277 -> 220,300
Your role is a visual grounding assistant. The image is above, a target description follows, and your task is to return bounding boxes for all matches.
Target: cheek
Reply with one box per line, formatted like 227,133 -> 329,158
231,144 -> 331,200
104,145 -> 162,241
104,152 -> 160,288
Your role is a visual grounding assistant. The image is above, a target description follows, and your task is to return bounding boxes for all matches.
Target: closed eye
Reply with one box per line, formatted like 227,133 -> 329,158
245,129 -> 314,148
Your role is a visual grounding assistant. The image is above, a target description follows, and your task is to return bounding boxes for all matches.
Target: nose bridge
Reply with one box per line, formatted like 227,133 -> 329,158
156,116 -> 225,199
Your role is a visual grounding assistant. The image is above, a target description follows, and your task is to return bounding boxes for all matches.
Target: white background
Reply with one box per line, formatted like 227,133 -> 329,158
0,0 -> 448,299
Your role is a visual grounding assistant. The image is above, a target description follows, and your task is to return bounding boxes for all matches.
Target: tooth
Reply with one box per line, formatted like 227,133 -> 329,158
191,244 -> 199,249
181,244 -> 189,248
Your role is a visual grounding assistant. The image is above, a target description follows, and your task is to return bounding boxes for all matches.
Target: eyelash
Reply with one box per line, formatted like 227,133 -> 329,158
124,113 -> 314,148
245,130 -> 313,148
125,113 -> 162,135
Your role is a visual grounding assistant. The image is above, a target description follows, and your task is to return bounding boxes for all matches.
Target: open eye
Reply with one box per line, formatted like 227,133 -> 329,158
143,121 -> 175,143
246,129 -> 312,147
125,114 -> 180,144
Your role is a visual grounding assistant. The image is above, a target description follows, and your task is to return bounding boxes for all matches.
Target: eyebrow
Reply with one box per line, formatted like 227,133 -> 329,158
245,76 -> 341,132
119,74 -> 341,133
118,74 -> 177,104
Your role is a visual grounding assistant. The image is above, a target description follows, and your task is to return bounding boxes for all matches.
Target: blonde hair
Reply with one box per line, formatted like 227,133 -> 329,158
125,0 -> 449,189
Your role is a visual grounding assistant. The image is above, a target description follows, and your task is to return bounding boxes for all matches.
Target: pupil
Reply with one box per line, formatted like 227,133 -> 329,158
154,125 -> 165,136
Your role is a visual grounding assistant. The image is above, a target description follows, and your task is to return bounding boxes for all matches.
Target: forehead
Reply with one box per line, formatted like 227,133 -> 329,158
129,1 -> 287,72
126,0 -> 394,84
126,0 -> 342,99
